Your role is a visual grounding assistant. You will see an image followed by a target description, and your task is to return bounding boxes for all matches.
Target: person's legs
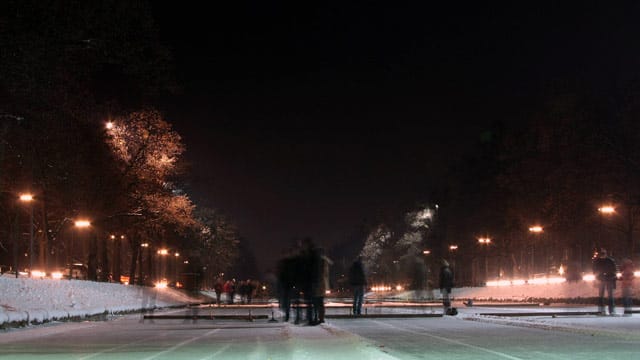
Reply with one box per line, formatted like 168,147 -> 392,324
597,281 -> 606,314
353,286 -> 364,315
442,289 -> 451,312
606,281 -> 615,315
305,293 -> 314,324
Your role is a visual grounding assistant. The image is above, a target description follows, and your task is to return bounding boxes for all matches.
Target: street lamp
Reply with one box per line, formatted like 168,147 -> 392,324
19,194 -> 34,276
477,237 -> 492,284
598,206 -> 615,214
528,226 -> 543,276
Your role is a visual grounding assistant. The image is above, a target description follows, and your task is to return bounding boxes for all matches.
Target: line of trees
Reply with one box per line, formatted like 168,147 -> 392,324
357,81 -> 640,286
0,1 -> 239,285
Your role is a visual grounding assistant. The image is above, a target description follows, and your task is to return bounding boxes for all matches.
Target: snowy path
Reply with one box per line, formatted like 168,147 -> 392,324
1,306 -> 639,360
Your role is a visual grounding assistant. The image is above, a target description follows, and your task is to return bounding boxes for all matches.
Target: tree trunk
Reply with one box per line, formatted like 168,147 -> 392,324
128,235 -> 139,286
113,236 -> 121,283
87,233 -> 97,281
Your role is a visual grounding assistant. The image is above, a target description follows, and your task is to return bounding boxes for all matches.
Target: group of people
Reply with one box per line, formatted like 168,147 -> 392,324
276,238 -> 333,325
213,278 -> 259,305
592,247 -> 635,316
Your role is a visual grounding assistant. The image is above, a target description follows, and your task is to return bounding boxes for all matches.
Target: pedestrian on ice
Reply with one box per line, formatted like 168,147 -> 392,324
592,248 -> 617,315
439,259 -> 455,315
349,256 -> 367,316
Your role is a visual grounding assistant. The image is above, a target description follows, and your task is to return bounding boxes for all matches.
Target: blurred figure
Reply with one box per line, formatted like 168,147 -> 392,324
300,238 -> 319,325
213,277 -> 224,306
224,279 -> 236,305
620,258 -> 634,316
439,259 -> 454,315
246,279 -> 257,304
238,280 -> 248,304
311,248 -> 333,325
277,248 -> 297,322
349,256 -> 366,316
592,248 -> 617,315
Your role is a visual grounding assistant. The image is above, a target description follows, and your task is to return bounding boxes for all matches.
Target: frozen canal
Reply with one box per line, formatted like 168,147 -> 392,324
0,304 -> 638,359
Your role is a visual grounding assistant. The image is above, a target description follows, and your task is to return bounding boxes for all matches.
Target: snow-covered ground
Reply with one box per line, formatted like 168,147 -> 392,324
1,275 -> 629,328
1,276 -> 638,359
0,276 -> 202,327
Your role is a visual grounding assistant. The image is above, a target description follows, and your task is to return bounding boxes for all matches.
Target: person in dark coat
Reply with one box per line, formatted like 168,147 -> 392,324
213,277 -> 224,306
348,256 -> 367,316
300,238 -> 320,325
592,248 -> 617,315
277,251 -> 297,322
439,259 -> 454,314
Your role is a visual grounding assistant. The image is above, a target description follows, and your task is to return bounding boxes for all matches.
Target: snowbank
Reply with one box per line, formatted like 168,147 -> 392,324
0,277 -> 203,328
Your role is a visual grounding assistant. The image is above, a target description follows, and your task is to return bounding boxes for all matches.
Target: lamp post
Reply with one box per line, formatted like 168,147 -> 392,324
157,248 -> 169,284
19,194 -> 34,276
528,226 -> 543,276
174,252 -> 180,285
449,245 -> 458,283
478,237 -> 491,284
70,219 -> 91,278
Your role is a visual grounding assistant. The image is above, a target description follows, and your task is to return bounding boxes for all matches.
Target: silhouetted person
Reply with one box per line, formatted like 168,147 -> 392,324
213,277 -> 224,306
593,248 -> 617,315
277,250 -> 297,321
224,279 -> 236,304
439,259 -> 454,314
311,248 -> 333,325
349,256 -> 366,316
246,279 -> 256,304
300,238 -> 319,325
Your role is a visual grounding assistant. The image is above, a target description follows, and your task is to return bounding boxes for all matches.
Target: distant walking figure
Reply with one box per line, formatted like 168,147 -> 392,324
349,256 -> 366,316
439,259 -> 455,315
592,248 -> 617,315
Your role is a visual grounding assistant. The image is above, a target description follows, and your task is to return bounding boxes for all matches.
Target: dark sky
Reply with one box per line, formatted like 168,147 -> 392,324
151,2 -> 640,272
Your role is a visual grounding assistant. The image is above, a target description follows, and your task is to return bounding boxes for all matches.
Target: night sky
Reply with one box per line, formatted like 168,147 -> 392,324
151,2 -> 640,271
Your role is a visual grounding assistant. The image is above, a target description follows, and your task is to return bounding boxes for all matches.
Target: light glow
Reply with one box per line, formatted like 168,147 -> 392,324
478,237 -> 491,244
155,280 -> 168,289
19,194 -> 34,201
598,206 -> 615,214
30,270 -> 46,278
51,271 -> 63,280
583,274 -> 596,281
106,121 -> 114,130
529,226 -> 543,233
157,249 -> 169,255
486,277 -> 566,286
449,245 -> 458,250
74,220 -> 91,228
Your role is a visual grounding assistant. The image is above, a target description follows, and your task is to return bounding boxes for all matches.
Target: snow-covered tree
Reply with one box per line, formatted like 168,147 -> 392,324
359,224 -> 392,275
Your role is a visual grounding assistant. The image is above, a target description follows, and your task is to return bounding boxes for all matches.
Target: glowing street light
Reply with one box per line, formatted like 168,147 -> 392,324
449,245 -> 458,251
477,237 -> 492,244
422,250 -> 431,255
598,206 -> 615,214
74,220 -> 91,228
528,226 -> 543,233
106,121 -> 114,130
